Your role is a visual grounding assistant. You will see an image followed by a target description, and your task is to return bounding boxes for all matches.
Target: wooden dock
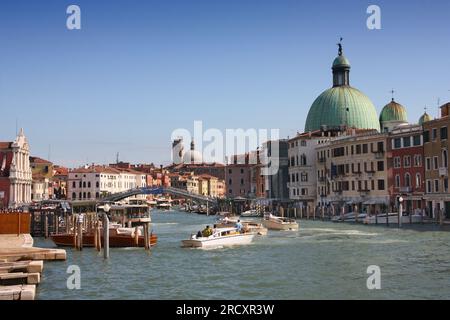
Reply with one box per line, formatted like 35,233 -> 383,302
0,234 -> 66,300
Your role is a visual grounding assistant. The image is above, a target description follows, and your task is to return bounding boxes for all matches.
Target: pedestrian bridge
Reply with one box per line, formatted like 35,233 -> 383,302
101,186 -> 218,205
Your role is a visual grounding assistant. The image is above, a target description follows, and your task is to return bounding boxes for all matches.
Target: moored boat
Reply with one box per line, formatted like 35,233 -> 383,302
51,225 -> 157,248
181,227 -> 255,248
262,214 -> 299,231
240,209 -> 262,217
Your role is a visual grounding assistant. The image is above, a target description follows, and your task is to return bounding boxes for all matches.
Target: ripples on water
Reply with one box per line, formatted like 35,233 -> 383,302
35,210 -> 450,300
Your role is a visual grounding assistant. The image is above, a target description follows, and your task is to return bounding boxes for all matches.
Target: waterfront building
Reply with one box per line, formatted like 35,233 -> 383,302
197,174 -> 224,198
261,139 -> 289,200
225,153 -> 253,198
316,129 -> 390,214
67,165 -> 146,201
287,131 -> 324,209
0,129 -> 32,208
52,166 -> 68,199
423,103 -> 450,218
389,123 -> 425,214
30,156 -> 53,201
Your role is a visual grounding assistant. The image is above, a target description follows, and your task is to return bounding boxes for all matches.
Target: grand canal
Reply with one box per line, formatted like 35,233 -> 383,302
35,210 -> 450,300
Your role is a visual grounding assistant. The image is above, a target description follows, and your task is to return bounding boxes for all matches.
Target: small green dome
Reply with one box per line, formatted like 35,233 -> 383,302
304,86 -> 380,132
379,100 -> 408,123
332,55 -> 350,68
419,112 -> 433,125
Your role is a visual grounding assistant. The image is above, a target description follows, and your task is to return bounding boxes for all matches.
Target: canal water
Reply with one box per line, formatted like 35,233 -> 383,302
35,210 -> 450,300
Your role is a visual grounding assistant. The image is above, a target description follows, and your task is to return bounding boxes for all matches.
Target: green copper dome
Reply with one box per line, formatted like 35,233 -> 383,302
332,55 -> 350,68
419,112 -> 433,125
304,86 -> 380,132
379,100 -> 408,123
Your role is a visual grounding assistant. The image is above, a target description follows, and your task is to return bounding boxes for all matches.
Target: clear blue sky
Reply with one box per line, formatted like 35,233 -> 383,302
1,0 -> 449,167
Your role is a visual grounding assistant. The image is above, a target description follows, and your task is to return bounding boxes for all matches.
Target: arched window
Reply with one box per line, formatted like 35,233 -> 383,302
79,192 -> 82,199
95,192 -> 99,199
416,173 -> 421,188
96,181 -> 99,188
301,154 -> 307,166
442,149 -> 448,168
395,175 -> 400,188
405,173 -> 411,188
72,181 -> 76,188
83,181 -> 86,188
72,192 -> 76,199
88,182 -> 91,188
87,192 -> 91,199
83,192 -> 86,199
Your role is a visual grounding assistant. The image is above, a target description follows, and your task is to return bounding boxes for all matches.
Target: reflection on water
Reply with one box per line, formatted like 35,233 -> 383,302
35,210 -> 450,300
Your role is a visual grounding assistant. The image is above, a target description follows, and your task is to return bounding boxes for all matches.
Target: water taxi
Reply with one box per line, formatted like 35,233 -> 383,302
181,227 -> 255,248
262,214 -> 299,231
240,209 -> 262,217
215,217 -> 268,235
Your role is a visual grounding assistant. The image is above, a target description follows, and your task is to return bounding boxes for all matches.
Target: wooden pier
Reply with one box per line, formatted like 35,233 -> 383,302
0,214 -> 67,300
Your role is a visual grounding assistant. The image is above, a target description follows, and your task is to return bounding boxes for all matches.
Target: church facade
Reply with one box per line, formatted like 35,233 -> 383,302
0,129 -> 33,208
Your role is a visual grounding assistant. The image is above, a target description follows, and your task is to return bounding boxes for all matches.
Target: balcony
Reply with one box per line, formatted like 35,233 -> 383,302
318,177 -> 326,183
399,187 -> 412,193
374,151 -> 385,159
318,157 -> 327,163
439,167 -> 448,177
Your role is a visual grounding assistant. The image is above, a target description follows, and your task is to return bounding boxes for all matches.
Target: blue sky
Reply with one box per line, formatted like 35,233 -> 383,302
1,0 -> 449,167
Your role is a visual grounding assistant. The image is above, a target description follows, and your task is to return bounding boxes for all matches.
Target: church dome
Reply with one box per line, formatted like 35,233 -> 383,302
379,100 -> 408,123
419,112 -> 433,125
304,44 -> 380,132
182,140 -> 203,164
305,86 -> 380,132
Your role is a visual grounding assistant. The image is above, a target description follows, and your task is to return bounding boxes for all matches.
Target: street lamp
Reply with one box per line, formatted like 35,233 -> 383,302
398,196 -> 404,228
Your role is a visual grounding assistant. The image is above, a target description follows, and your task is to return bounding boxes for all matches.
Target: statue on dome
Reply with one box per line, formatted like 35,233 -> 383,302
337,37 -> 343,56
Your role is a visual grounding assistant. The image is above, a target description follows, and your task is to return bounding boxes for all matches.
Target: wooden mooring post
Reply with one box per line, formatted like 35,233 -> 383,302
103,214 -> 109,259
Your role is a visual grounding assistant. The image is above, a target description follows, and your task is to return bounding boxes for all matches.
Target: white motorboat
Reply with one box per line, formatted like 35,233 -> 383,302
262,214 -> 299,231
181,227 -> 255,248
363,213 -> 425,225
215,217 -> 268,236
331,212 -> 366,223
240,209 -> 262,217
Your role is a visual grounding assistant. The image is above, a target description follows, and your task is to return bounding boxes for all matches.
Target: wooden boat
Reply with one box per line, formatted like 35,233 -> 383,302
262,214 -> 299,231
182,227 -> 255,248
51,226 -> 157,248
215,217 -> 268,236
240,209 -> 261,217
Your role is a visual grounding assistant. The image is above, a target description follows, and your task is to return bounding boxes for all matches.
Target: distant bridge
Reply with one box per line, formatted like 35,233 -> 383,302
101,186 -> 218,205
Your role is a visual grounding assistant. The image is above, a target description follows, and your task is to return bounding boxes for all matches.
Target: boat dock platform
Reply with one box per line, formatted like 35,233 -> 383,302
0,234 -> 66,300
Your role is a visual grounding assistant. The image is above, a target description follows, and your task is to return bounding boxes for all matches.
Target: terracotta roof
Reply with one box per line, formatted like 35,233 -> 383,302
0,142 -> 12,150
30,156 -> 52,164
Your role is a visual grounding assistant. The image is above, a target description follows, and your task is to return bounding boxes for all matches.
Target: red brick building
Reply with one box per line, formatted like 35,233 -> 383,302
388,124 -> 425,214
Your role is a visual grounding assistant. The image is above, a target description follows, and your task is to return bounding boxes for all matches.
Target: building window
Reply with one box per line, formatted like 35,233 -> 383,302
423,131 -> 430,143
378,180 -> 385,191
394,138 -> 401,149
405,173 -> 411,188
441,127 -> 448,140
83,181 -> 86,188
228,179 -> 232,185
79,192 -> 82,199
433,156 -> 439,170
442,149 -> 448,168
404,156 -> 411,168
240,168 -> 244,174
240,178 -> 244,185
301,188 -> 308,195
72,192 -> 76,199
301,140 -> 306,147
300,154 -> 307,166
96,192 -> 99,198
434,179 -> 439,193
87,192 -> 91,199
296,173 -> 299,182
394,157 -> 401,168
426,180 -> 432,193
228,169 -> 232,174
403,137 -> 411,148
79,181 -> 82,188
72,181 -> 76,188
426,157 -> 431,171
96,181 -> 99,188
301,173 -> 308,182
356,145 -> 361,154
377,161 -> 384,171
395,175 -> 400,188
432,128 -> 437,140
445,179 -> 449,193
88,182 -> 91,188
416,174 -> 421,188
413,135 -> 421,146
363,144 -> 368,153
414,155 -> 422,167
